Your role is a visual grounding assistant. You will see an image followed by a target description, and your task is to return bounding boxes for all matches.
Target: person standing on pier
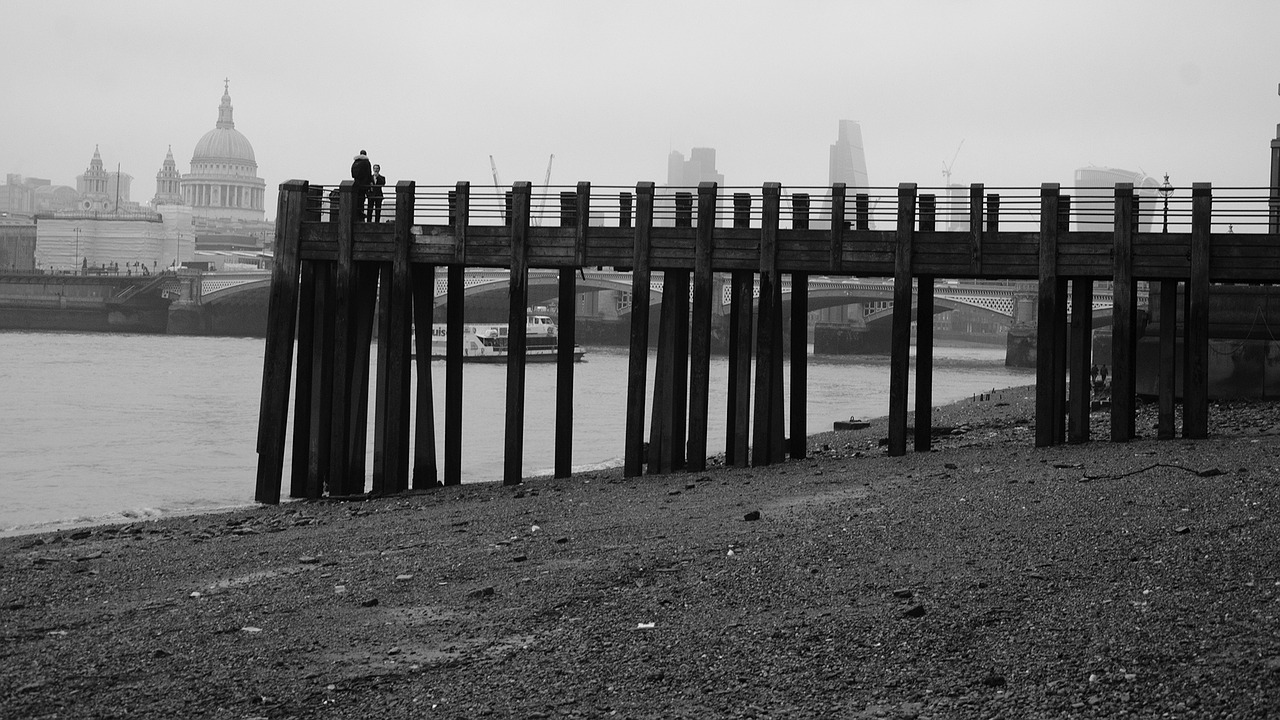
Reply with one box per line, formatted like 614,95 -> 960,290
368,164 -> 385,222
351,150 -> 373,220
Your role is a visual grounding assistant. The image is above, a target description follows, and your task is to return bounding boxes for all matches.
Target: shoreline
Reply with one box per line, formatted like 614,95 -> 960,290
4,386 -> 1279,717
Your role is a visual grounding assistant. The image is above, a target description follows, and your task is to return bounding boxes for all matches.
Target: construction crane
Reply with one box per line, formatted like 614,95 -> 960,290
488,155 -> 502,194
533,154 -> 555,227
942,139 -> 964,187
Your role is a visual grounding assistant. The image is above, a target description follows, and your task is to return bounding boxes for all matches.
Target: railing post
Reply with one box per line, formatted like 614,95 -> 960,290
830,183 -> 846,272
887,183 -> 916,456
970,183 -> 984,273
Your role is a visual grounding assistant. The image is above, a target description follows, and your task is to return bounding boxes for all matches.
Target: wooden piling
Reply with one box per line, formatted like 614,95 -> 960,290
752,183 -> 784,466
503,182 -> 532,485
790,192 -> 809,460
887,183 -> 916,457
287,186 -> 323,500
1184,183 -> 1211,438
255,179 -> 307,504
410,261 -> 438,488
371,181 -> 415,494
914,193 -> 934,453
727,193 -> 753,467
1035,185 -> 1061,447
554,183 -> 588,478
1068,276 -> 1093,443
623,183 -> 654,477
1111,183 -> 1136,442
329,181 -> 360,493
1157,280 -> 1178,440
686,182 -> 717,472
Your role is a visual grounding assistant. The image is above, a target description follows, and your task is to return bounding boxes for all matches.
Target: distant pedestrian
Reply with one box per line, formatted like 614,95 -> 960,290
368,164 -> 385,222
328,187 -> 340,222
351,150 -> 373,220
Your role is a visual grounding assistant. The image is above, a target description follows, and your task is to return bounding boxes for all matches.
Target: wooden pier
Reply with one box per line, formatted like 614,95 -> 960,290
254,179 -> 1280,503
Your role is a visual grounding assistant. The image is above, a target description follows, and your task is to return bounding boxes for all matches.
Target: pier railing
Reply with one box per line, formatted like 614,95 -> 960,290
254,179 -> 1280,504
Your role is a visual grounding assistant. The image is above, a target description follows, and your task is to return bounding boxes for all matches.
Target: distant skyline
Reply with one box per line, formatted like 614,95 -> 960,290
4,0 -> 1278,219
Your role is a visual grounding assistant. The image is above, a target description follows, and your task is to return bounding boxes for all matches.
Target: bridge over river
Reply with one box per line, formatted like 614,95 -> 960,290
252,179 -> 1280,505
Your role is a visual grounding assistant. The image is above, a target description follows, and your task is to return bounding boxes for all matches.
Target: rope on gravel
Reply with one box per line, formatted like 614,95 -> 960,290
1084,463 -> 1225,481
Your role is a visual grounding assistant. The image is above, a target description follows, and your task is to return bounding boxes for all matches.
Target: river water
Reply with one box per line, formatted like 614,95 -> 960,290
0,331 -> 1032,536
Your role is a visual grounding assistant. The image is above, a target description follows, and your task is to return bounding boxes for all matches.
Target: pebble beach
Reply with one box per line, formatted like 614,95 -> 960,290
3,386 -> 1279,719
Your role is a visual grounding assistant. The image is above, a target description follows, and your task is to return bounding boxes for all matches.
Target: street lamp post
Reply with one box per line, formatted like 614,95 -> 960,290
1160,173 -> 1173,234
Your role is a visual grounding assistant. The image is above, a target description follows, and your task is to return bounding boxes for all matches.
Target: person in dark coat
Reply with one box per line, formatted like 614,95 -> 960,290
351,150 -> 373,220
367,164 -> 385,222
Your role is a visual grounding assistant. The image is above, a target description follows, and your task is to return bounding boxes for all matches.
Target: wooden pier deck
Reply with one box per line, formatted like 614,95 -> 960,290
254,179 -> 1280,503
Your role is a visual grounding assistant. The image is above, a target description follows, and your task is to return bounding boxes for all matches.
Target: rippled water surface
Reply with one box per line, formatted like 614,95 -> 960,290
0,331 -> 1031,535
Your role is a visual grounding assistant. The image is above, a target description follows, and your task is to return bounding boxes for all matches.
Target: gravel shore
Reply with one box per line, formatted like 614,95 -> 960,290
3,387 -> 1279,719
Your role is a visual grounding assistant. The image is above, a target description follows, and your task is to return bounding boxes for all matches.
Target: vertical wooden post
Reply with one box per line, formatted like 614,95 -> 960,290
1035,185 -> 1061,447
554,183 -> 587,478
790,192 -> 810,460
728,193 -> 753,467
372,181 -> 415,493
410,262 -> 438,488
619,191 -> 633,229
1184,183 -> 1212,438
970,183 -> 984,273
649,274 -> 675,474
1111,183 -> 1136,442
752,183 -> 783,466
687,182 -> 717,472
1157,280 -> 1178,439
344,263 -> 380,490
307,263 -> 336,497
914,194 -> 935,453
671,194 -> 692,471
1053,195 -> 1071,444
830,183 -> 846,272
1069,276 -> 1093,443
503,182 -> 532,485
855,193 -> 870,231
624,183 -> 654,477
288,186 -> 322,499
255,180 -> 308,504
434,187 -> 466,486
289,259 -> 318,498
887,183 -> 916,457
329,181 -> 359,493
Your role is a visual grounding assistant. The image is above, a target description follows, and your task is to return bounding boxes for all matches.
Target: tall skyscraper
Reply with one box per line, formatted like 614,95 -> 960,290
829,120 -> 869,189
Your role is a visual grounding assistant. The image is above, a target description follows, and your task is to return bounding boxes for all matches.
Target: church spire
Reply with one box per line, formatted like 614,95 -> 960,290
216,78 -> 235,130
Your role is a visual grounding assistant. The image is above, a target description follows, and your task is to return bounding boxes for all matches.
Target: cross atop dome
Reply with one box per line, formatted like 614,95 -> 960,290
216,80 -> 235,130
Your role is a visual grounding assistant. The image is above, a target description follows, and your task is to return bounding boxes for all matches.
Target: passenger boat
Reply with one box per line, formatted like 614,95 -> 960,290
426,315 -> 585,363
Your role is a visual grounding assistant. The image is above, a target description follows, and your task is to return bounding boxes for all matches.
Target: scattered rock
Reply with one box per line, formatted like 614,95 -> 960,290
893,588 -> 914,599
902,604 -> 926,618
468,586 -> 496,600
743,511 -> 762,522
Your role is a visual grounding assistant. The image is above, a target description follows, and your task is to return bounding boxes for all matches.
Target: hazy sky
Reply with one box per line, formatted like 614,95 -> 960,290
4,0 -> 1277,219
